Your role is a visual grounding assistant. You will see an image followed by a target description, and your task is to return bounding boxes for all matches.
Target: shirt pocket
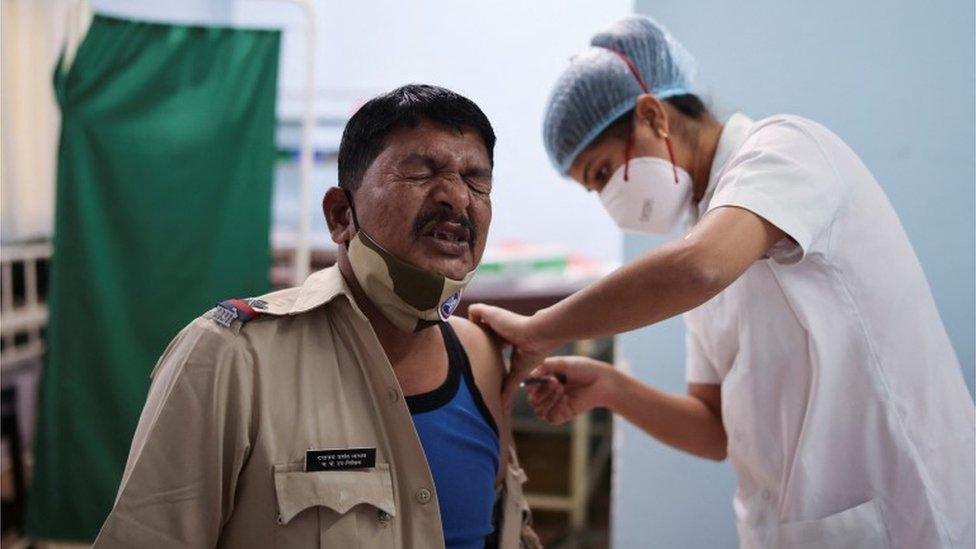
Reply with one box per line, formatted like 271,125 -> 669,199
776,499 -> 889,549
273,461 -> 397,549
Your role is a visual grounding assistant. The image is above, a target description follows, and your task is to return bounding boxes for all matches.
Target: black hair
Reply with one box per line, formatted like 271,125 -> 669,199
602,93 -> 712,140
663,94 -> 710,120
337,84 -> 496,191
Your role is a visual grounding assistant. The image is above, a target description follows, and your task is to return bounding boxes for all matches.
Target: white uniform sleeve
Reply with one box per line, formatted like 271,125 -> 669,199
93,317 -> 254,548
685,324 -> 720,384
706,118 -> 849,264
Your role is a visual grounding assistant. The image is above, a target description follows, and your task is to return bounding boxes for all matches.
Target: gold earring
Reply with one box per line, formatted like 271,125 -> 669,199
656,128 -> 669,139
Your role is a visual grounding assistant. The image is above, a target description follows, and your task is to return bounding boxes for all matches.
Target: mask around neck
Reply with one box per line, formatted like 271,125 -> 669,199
345,224 -> 476,333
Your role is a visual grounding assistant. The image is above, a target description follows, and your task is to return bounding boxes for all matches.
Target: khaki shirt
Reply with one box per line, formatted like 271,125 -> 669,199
94,266 -> 535,548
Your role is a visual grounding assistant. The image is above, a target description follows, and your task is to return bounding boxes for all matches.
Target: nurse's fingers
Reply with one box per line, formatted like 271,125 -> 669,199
527,363 -> 552,379
545,397 -> 575,425
501,347 -> 547,408
525,383 -> 547,407
470,304 -> 561,359
525,370 -> 558,406
468,304 -> 529,349
533,380 -> 564,420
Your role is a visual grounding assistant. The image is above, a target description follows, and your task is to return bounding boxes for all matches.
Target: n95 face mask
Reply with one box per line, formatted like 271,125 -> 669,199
599,156 -> 693,234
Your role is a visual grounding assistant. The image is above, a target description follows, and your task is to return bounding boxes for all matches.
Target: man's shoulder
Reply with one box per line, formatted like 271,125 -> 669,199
158,284 -> 319,378
448,316 -> 508,462
449,316 -> 506,381
199,266 -> 351,332
198,285 -> 308,333
151,312 -> 255,380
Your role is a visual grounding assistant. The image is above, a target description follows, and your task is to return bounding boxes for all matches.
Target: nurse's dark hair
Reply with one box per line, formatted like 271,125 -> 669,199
604,93 -> 712,140
664,94 -> 711,120
337,84 -> 496,191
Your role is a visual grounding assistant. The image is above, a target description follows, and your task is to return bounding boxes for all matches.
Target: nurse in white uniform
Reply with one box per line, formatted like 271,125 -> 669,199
470,15 -> 974,549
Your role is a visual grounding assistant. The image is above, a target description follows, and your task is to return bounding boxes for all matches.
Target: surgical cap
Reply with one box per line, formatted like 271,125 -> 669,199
543,16 -> 696,175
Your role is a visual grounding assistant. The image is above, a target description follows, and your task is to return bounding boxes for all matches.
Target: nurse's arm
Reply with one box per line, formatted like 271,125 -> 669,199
613,380 -> 727,461
533,206 -> 786,347
530,357 -> 726,461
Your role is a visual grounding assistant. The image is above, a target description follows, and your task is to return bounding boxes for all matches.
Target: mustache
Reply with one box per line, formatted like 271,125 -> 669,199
412,208 -> 478,246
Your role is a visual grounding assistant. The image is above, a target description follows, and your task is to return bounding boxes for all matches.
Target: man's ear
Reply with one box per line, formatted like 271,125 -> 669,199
634,94 -> 669,135
323,186 -> 355,244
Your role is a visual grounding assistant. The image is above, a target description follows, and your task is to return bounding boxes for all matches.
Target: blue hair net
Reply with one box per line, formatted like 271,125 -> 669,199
543,16 -> 696,175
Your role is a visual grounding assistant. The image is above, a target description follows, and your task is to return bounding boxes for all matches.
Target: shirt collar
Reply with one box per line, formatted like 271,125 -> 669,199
690,112 -> 755,222
287,264 -> 354,314
253,264 -> 354,317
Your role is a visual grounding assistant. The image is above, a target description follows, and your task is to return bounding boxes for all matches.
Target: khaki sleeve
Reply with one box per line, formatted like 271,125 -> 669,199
496,446 -> 542,549
93,317 -> 255,548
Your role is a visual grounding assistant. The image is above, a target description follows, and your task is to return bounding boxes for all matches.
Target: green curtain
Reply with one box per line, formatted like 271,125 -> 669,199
27,15 -> 280,541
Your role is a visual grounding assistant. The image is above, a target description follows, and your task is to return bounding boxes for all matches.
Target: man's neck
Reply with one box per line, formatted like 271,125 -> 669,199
336,254 -> 432,367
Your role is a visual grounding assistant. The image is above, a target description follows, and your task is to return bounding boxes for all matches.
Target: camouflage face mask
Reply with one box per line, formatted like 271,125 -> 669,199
342,190 -> 476,332
346,229 -> 475,332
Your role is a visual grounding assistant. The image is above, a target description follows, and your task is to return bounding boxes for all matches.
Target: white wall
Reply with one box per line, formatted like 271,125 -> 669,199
1,0 -> 68,243
276,0 -> 631,264
614,1 -> 975,547
92,0 -> 631,264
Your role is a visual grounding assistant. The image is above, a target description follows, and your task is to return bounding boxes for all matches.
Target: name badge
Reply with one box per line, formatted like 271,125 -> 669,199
305,447 -> 377,472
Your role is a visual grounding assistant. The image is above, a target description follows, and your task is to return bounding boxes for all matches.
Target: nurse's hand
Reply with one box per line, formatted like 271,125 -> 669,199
468,304 -> 561,406
525,356 -> 619,425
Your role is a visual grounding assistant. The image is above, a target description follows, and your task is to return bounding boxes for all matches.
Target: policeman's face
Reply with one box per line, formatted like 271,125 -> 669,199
351,119 -> 492,279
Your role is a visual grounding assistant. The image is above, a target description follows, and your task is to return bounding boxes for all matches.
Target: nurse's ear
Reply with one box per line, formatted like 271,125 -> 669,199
630,95 -> 673,160
633,94 -> 671,137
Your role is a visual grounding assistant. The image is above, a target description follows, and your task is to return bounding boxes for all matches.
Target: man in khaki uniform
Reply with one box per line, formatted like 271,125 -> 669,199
94,85 -> 539,548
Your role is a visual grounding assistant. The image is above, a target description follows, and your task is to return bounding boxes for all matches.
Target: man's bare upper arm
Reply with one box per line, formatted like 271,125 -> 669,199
450,316 -> 511,480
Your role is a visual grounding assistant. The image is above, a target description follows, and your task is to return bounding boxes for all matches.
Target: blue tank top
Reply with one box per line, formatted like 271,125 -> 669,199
407,322 -> 500,549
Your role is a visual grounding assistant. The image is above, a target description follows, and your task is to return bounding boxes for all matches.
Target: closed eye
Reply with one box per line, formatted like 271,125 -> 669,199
404,172 -> 432,181
587,163 -> 611,192
464,176 -> 491,194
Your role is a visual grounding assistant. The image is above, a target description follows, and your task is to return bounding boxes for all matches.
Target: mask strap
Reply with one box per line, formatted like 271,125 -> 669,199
603,47 -> 681,185
603,48 -> 650,94
342,188 -> 361,248
661,131 -> 680,184
623,130 -> 635,182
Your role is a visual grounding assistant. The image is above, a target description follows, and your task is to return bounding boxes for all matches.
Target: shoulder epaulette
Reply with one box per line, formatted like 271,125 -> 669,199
212,298 -> 268,328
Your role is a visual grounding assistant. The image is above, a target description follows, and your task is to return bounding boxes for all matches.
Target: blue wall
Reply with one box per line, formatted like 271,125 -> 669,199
614,1 -> 974,546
